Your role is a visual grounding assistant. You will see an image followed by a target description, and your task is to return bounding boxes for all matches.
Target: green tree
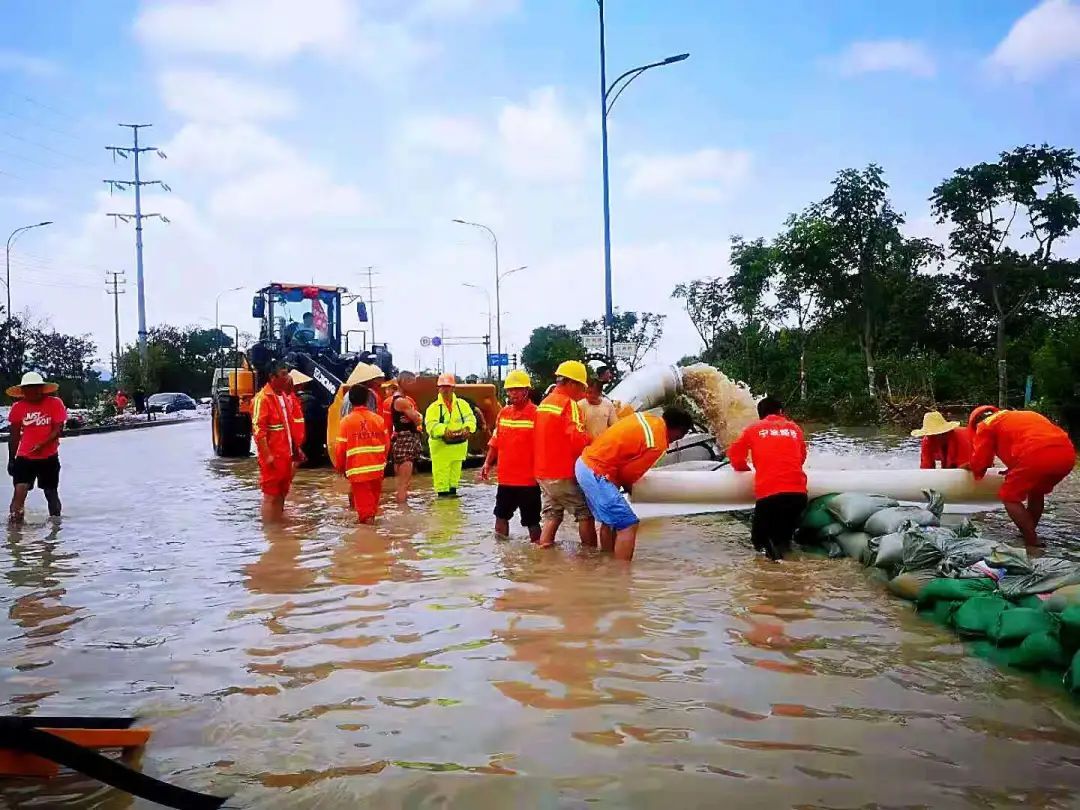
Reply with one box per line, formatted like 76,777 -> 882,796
521,324 -> 586,392
579,310 -> 666,371
672,277 -> 727,351
931,144 -> 1080,406
27,328 -> 99,405
118,325 -> 233,395
0,307 -> 29,396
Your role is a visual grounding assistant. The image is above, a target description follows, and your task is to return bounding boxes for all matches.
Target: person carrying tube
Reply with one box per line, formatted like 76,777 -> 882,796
913,410 -> 972,469
969,405 -> 1077,547
424,374 -> 476,498
534,360 -> 596,549
575,407 -> 694,561
252,362 -> 306,522
728,395 -> 808,562
334,364 -> 389,523
480,369 -> 541,542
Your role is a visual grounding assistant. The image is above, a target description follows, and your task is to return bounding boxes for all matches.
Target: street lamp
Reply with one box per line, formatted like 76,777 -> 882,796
214,285 -> 244,332
453,218 -> 512,382
4,221 -> 53,321
462,282 -> 492,378
596,0 -> 688,358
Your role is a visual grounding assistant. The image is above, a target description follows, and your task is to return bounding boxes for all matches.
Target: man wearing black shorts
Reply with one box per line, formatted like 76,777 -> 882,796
7,372 -> 67,523
727,396 -> 808,562
480,370 -> 542,542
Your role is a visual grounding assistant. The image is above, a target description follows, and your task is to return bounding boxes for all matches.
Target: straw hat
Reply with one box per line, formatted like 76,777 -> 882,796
5,371 -> 59,398
345,362 -> 384,387
911,410 -> 960,437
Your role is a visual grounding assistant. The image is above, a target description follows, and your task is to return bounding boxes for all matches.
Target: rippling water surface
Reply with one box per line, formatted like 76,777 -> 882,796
2,421 -> 1080,808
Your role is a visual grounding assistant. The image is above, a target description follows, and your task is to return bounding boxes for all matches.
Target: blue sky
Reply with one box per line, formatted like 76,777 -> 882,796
1,0 -> 1079,374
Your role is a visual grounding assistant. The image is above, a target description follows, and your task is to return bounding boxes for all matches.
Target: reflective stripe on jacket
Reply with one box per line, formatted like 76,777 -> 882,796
971,410 -> 1075,476
489,401 -> 538,486
534,389 -> 590,480
581,412 -> 667,489
334,407 -> 388,482
252,384 -> 298,461
286,392 -> 306,448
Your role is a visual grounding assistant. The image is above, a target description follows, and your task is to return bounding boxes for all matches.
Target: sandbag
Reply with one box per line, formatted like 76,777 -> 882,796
801,494 -> 839,530
1012,594 -> 1047,609
871,532 -> 905,570
998,557 -> 1080,598
1044,585 -> 1080,613
1060,606 -> 1080,654
836,531 -> 872,563
863,508 -> 938,537
887,570 -> 938,601
817,522 -> 846,540
1068,650 -> 1080,694
951,595 -> 1010,638
822,539 -> 844,559
987,607 -> 1055,646
917,577 -> 996,607
929,599 -> 960,625
900,526 -> 958,573
1007,631 -> 1068,670
826,493 -> 899,529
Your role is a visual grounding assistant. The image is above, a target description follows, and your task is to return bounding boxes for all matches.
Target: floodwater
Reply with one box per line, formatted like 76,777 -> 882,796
2,420 -> 1080,808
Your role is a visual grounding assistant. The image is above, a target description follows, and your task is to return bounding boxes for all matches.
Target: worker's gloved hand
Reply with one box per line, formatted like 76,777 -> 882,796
6,459 -> 14,477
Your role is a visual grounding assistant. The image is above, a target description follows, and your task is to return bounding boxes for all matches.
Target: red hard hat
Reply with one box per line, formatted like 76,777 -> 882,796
968,405 -> 1000,431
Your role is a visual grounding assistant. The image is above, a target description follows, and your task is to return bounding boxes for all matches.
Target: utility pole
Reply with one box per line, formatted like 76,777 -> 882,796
105,271 -> 126,377
105,124 -> 170,365
360,265 -> 380,343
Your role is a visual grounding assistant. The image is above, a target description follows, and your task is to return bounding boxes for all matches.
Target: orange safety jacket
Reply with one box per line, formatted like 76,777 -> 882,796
489,401 -> 539,487
252,384 -> 304,461
534,388 -> 590,480
920,427 -> 972,470
971,410 -> 1075,476
581,412 -> 668,489
728,414 -> 808,500
286,391 -> 306,447
334,407 -> 389,482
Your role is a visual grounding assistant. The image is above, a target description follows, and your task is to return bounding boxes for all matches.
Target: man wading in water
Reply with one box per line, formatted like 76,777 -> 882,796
7,372 -> 67,523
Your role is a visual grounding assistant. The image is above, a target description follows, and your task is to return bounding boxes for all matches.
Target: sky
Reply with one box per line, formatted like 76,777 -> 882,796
1,0 -> 1079,377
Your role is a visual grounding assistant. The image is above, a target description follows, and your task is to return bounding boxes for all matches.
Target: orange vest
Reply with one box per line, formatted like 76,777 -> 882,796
581,412 -> 667,489
252,384 -> 304,460
971,410 -> 1074,473
728,414 -> 808,499
534,388 -> 590,480
335,407 -> 388,482
489,401 -> 538,486
286,392 -> 306,447
920,427 -> 972,469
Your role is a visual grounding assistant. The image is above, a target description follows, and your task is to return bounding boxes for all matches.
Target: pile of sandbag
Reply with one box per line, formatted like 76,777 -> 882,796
799,490 -> 1080,696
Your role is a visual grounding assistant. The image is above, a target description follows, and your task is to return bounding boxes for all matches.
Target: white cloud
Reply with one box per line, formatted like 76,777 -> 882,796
989,0 -> 1080,80
833,39 -> 937,78
158,70 -> 296,123
209,164 -> 371,221
0,49 -> 61,78
497,87 -> 589,182
401,113 -> 488,156
623,148 -> 752,202
162,123 -> 293,176
409,0 -> 519,22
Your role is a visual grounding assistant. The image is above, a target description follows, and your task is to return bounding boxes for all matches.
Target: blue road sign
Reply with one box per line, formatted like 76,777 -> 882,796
431,336 -> 442,347
488,353 -> 509,367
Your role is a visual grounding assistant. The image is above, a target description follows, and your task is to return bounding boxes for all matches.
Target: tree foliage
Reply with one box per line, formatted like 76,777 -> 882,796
520,325 -> 586,392
579,309 -> 666,371
1,307 -> 102,405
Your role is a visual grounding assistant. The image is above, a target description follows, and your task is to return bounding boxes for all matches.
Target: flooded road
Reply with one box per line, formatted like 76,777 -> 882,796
3,420 -> 1080,808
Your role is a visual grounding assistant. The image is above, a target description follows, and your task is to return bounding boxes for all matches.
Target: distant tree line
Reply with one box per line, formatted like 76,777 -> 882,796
117,325 -> 237,396
672,145 -> 1080,432
0,307 -> 103,406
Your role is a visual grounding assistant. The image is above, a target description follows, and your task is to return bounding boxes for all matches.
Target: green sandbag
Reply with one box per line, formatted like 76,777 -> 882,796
1060,605 -> 1080,654
1012,594 -> 1047,610
1066,649 -> 1080,694
928,599 -> 960,625
1044,584 -> 1080,612
987,607 -> 1055,646
1007,631 -> 1068,670
916,577 -> 997,607
836,531 -> 871,562
801,493 -> 839,530
887,570 -> 938,601
951,595 -> 1010,638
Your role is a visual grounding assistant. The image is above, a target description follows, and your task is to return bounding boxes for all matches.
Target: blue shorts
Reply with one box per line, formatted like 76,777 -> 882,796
574,458 -> 639,531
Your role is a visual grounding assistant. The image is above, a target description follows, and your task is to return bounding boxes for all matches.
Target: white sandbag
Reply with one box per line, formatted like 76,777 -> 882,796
872,532 -> 906,570
864,507 -> 939,537
827,493 -> 899,529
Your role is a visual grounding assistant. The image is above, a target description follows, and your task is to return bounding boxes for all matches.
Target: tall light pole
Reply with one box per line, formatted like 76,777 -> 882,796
597,0 -> 688,358
215,285 -> 244,332
4,221 -> 53,321
462,282 -> 492,379
453,218 -> 507,382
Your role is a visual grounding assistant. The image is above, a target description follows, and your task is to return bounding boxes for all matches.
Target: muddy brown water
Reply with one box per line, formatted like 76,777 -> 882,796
2,421 -> 1080,808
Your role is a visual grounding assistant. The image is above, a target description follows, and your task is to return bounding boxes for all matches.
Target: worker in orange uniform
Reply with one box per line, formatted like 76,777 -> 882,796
334,366 -> 389,524
969,405 -> 1076,547
480,369 -> 541,542
576,408 -> 694,560
913,410 -> 972,469
286,370 -> 311,450
534,360 -> 595,549
728,396 -> 808,562
252,362 -> 306,522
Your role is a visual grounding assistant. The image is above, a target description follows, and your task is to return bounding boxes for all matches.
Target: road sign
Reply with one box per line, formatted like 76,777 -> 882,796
613,342 -> 636,359
420,336 -> 431,347
488,353 -> 510,367
431,336 -> 442,347
580,334 -> 606,353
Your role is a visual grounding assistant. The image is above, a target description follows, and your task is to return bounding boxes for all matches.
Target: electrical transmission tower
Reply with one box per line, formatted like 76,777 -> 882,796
105,270 -> 126,377
104,124 -> 170,364
360,265 -> 381,343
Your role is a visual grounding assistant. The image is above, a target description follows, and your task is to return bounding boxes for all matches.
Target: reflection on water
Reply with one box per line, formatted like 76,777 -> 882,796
2,422 -> 1079,808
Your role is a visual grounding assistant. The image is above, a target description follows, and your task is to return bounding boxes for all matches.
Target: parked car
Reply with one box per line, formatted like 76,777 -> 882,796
147,393 -> 198,414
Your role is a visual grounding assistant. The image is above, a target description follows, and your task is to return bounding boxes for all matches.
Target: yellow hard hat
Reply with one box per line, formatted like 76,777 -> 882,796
504,369 -> 531,389
554,360 -> 588,385
437,373 -> 457,387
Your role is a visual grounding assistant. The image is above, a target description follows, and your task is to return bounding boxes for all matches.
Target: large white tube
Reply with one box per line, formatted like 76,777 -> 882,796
632,467 -> 1004,506
607,364 -> 682,412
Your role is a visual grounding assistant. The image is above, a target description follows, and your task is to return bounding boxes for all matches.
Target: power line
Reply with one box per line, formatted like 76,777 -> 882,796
0,127 -> 87,164
105,123 -> 170,364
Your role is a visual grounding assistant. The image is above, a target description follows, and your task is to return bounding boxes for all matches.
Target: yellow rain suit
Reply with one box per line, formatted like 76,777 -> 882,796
424,394 -> 477,494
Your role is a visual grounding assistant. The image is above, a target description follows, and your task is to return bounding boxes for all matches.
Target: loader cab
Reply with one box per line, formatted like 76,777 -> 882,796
254,283 -> 345,355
